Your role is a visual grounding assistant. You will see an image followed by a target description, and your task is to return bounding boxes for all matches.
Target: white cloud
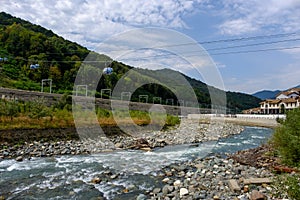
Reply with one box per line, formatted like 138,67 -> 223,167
0,0 -> 204,49
224,63 -> 300,93
219,19 -> 257,35
217,0 -> 300,35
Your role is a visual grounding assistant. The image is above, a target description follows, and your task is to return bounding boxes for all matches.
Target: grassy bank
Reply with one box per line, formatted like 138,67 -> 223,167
0,97 -> 180,130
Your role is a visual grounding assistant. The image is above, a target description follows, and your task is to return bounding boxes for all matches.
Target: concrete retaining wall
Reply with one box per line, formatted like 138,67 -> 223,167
0,87 -> 202,115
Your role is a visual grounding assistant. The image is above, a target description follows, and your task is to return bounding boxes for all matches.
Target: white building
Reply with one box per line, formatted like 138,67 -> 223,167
260,88 -> 300,114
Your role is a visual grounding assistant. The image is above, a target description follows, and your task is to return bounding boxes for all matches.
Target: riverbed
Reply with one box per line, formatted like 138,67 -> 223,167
0,126 -> 273,200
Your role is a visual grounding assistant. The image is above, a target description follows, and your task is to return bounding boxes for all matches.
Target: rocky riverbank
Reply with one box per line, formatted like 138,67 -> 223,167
133,145 -> 297,200
2,120 -> 295,200
87,149 -> 294,200
0,119 -> 244,160
111,119 -> 244,149
144,155 -> 288,200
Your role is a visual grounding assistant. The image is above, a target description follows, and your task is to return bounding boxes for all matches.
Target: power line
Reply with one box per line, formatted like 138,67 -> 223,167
206,37 -> 300,51
2,31 -> 300,63
11,44 -> 300,63
88,31 -> 300,53
152,31 -> 299,48
210,45 -> 300,56
119,37 -> 300,61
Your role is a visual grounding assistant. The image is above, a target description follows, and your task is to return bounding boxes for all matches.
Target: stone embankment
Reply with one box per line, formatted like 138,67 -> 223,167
0,87 -> 203,115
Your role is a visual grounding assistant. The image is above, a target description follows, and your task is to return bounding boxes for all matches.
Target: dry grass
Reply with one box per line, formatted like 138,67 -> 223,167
0,112 -> 164,130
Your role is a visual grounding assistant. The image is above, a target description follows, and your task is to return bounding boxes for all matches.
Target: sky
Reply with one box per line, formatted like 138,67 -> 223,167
1,0 -> 300,94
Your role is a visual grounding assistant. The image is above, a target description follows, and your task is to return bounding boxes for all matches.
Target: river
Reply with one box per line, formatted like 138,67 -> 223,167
0,126 -> 273,199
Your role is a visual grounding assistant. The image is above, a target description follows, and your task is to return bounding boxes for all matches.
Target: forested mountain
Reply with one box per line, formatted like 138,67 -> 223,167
253,84 -> 300,100
252,90 -> 281,100
0,12 -> 261,112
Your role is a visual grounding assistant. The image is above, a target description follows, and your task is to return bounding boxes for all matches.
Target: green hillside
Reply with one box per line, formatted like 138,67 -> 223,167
0,12 -> 261,113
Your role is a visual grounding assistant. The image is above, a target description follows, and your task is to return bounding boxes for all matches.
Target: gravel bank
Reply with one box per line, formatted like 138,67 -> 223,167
0,119 -> 244,160
145,155 -> 288,200
111,119 -> 244,149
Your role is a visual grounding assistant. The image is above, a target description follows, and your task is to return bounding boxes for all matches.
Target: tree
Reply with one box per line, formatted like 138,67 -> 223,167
271,108 -> 300,166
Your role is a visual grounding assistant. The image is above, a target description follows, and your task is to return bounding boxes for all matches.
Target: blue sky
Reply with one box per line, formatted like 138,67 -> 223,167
1,0 -> 300,94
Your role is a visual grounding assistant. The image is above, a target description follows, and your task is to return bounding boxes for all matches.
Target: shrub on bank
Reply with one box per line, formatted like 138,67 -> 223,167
271,108 -> 300,167
0,99 -> 19,120
165,114 -> 180,126
27,97 -> 52,119
273,173 -> 300,199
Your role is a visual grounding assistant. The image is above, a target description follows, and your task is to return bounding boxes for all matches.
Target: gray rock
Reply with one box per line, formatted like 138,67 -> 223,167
162,185 -> 170,195
153,187 -> 161,194
198,193 -> 207,199
136,194 -> 147,200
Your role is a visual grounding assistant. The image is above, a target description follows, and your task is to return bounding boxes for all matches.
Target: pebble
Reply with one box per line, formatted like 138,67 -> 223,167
180,188 -> 189,197
173,180 -> 181,187
153,188 -> 161,194
162,177 -> 169,183
15,156 -> 23,162
91,177 -> 101,184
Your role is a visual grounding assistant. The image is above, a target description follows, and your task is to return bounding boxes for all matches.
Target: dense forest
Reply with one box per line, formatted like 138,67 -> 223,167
0,12 -> 261,113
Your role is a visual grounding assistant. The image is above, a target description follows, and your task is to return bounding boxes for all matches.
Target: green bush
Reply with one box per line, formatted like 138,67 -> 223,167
271,108 -> 300,166
273,174 -> 300,200
55,93 -> 72,111
165,114 -> 180,126
27,97 -> 51,119
285,175 -> 300,199
0,99 -> 19,120
13,80 -> 40,91
96,107 -> 112,118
